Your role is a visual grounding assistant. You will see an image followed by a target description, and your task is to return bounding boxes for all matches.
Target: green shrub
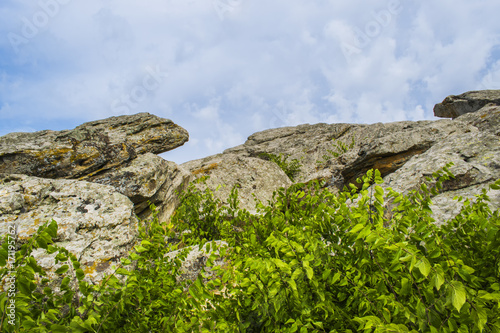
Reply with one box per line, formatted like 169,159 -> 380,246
1,163 -> 499,332
317,135 -> 356,166
259,152 -> 302,182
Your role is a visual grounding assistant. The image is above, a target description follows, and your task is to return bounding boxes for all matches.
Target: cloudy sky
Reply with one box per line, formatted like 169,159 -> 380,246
1,0 -> 499,164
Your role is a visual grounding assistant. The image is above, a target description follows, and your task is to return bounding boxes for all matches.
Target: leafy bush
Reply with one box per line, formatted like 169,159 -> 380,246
1,164 -> 500,332
317,136 -> 356,166
259,152 -> 302,182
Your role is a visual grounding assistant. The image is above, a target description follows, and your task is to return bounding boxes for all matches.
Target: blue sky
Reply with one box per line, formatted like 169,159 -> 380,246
1,0 -> 499,164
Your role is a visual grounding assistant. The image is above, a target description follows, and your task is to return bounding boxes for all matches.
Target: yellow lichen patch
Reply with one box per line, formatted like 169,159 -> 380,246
29,148 -> 73,164
83,258 -> 111,276
480,109 -> 500,118
192,163 -> 219,175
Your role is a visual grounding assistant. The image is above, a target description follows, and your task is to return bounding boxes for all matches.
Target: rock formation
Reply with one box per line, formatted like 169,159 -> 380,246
0,113 -> 188,179
1,90 -> 499,289
183,90 -> 500,226
0,173 -> 138,285
182,154 -> 292,213
0,113 -> 190,286
0,113 -> 191,221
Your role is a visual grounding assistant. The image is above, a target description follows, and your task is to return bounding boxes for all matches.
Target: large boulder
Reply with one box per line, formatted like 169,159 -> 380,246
339,119 -> 474,188
0,113 -> 189,179
433,90 -> 500,119
182,154 -> 292,213
0,173 -> 138,286
88,153 -> 192,222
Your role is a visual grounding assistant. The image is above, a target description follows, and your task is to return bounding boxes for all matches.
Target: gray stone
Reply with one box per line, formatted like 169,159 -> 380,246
0,174 -> 138,286
88,153 -> 192,221
182,154 -> 292,213
0,113 -> 189,179
433,90 -> 500,119
379,110 -> 500,225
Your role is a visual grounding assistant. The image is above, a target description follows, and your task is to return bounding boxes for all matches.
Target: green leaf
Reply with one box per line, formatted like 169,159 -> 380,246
350,223 -> 365,234
116,267 -> 132,275
49,324 -> 69,332
416,258 -> 431,278
449,281 -> 466,312
478,292 -> 500,301
473,306 -> 488,331
433,267 -> 445,291
55,264 -> 69,275
75,269 -> 85,281
400,278 -> 410,296
135,245 -> 148,253
305,266 -> 314,280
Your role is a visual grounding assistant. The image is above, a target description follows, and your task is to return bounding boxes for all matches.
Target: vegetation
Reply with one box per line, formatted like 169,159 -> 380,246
1,163 -> 500,332
259,152 -> 302,182
317,136 -> 356,166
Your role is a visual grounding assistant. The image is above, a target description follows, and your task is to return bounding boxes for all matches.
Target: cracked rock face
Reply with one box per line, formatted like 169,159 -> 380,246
0,173 -> 138,287
0,113 -> 189,179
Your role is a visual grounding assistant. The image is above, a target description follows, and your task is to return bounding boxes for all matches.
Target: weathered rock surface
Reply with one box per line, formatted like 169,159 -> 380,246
183,155 -> 292,213
88,153 -> 192,221
0,113 -> 189,180
183,91 -> 499,227
190,117 -> 475,197
0,174 -> 138,286
433,90 -> 500,119
381,105 -> 500,225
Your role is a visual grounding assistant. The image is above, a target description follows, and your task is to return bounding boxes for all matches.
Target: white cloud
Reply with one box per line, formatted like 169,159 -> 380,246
1,0 -> 500,164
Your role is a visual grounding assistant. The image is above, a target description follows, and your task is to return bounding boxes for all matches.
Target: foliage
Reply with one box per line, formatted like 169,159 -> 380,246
1,163 -> 500,332
318,135 -> 356,166
259,152 -> 302,182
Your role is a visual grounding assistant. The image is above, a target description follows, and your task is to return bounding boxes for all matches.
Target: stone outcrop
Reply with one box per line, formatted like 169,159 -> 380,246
382,105 -> 500,225
0,113 -> 191,287
433,90 -> 500,119
0,113 -> 191,222
183,90 -> 499,226
183,155 -> 292,213
0,173 -> 138,286
0,113 -> 188,180
1,90 -> 499,290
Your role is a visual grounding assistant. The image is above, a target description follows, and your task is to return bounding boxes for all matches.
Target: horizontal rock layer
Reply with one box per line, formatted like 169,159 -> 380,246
0,113 -> 188,180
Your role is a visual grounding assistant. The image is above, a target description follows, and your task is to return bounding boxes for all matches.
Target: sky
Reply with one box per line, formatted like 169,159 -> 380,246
1,0 -> 499,164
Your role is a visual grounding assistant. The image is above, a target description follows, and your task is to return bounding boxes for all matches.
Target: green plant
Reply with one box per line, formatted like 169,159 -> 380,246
317,135 -> 356,166
259,152 -> 302,182
1,163 -> 500,332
